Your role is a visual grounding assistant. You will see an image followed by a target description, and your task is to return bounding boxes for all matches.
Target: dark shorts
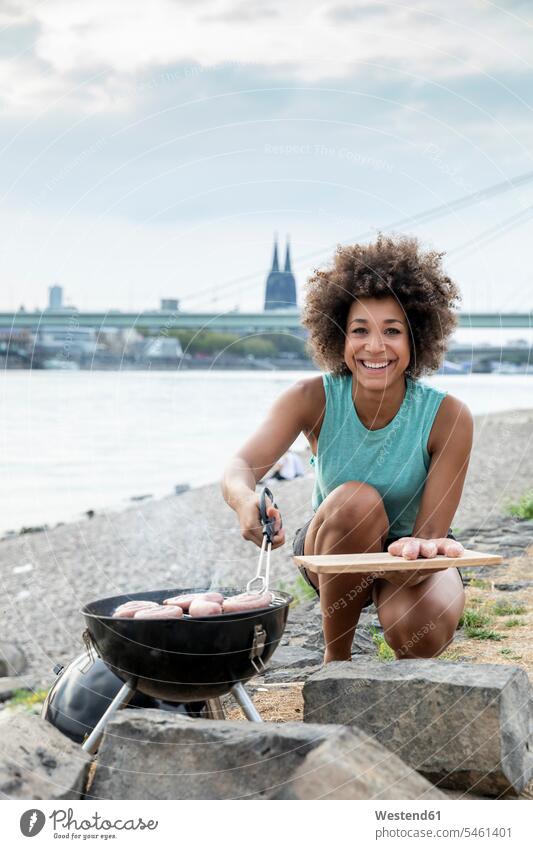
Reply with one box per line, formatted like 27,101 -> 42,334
292,516 -> 466,609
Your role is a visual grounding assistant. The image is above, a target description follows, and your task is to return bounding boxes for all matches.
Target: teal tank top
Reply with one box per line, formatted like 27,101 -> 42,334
310,374 -> 447,538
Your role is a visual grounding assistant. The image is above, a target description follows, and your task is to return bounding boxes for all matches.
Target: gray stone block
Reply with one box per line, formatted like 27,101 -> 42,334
303,658 -> 533,796
89,710 -> 441,800
352,629 -> 377,655
0,641 -> 27,677
494,536 -> 530,546
273,727 -> 446,800
90,711 -> 335,799
264,664 -> 322,684
495,582 -> 533,592
266,644 -> 321,672
287,600 -> 322,625
263,644 -> 327,682
0,712 -> 92,799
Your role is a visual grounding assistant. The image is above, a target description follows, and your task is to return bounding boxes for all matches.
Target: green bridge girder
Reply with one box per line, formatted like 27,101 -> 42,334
0,310 -> 531,332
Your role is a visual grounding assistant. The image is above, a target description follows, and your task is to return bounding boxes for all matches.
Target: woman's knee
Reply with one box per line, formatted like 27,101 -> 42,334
392,624 -> 456,658
319,481 -> 389,538
378,578 -> 464,658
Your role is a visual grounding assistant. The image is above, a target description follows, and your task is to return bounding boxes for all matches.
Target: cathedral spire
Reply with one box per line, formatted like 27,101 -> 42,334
271,234 -> 280,273
264,232 -> 298,311
284,236 -> 292,273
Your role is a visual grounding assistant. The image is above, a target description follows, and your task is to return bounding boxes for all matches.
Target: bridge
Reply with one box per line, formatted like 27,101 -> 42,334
448,345 -> 531,357
0,310 -> 531,333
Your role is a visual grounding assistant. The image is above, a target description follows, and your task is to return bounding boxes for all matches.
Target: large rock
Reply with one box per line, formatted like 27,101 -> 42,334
0,641 -> 27,676
273,727 -> 446,800
90,711 -> 334,799
0,712 -> 92,799
89,710 -> 443,800
303,659 -> 533,796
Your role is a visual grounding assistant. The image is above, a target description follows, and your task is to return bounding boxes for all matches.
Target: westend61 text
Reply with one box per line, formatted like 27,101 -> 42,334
375,810 -> 441,820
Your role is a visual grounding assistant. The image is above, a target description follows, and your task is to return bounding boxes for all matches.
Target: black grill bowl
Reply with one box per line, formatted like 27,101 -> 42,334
82,586 -> 292,701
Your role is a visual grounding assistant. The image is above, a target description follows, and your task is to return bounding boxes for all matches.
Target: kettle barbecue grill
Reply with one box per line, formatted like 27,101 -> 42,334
72,488 -> 292,753
79,584 -> 291,752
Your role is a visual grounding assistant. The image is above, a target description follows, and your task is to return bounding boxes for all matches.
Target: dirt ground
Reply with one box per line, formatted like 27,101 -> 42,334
440,548 -> 533,678
226,683 -> 304,723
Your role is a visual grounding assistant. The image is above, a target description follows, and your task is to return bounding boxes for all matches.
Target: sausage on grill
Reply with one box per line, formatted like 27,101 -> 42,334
113,600 -> 159,618
133,605 -> 184,619
222,591 -> 273,613
163,592 -> 224,610
188,599 -> 223,617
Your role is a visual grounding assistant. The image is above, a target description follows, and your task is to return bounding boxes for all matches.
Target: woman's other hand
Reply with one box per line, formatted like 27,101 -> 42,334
237,493 -> 285,550
387,536 -> 464,560
375,536 -> 464,586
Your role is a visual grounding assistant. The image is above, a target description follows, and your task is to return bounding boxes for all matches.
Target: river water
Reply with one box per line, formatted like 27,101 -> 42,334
1,370 -> 532,535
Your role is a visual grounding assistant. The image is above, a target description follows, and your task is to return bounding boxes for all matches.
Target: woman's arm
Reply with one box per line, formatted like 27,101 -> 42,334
385,396 -> 473,578
221,379 -> 315,548
412,395 -> 474,540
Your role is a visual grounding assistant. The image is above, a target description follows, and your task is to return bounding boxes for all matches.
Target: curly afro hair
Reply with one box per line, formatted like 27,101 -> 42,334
301,232 -> 462,379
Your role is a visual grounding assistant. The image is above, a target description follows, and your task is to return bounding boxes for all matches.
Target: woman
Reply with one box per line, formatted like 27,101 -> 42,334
222,234 -> 473,663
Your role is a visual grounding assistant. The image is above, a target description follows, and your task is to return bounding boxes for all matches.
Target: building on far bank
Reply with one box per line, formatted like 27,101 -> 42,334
160,298 -> 180,311
264,235 -> 298,311
45,284 -> 77,313
48,284 -> 63,310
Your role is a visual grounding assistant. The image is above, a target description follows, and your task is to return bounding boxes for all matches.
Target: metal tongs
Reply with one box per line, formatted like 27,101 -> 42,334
246,486 -> 281,595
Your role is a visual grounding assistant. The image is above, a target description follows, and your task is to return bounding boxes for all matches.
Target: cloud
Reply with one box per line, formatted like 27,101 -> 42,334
202,0 -> 279,23
1,1 -> 532,316
1,0 -> 532,113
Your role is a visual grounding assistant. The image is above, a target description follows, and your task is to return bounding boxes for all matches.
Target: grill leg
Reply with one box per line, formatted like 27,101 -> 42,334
205,697 -> 226,720
82,681 -> 136,754
230,682 -> 263,722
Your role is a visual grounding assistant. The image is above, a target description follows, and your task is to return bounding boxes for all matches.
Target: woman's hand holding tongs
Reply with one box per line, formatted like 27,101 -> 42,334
237,491 -> 285,549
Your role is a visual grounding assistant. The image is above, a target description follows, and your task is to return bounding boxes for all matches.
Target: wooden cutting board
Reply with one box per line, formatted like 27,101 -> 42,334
294,549 -> 502,574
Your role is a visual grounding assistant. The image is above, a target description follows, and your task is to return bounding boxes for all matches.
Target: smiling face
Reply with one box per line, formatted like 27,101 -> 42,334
343,296 -> 411,385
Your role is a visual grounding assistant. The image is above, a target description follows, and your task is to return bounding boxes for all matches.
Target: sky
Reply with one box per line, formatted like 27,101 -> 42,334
1,0 -> 533,315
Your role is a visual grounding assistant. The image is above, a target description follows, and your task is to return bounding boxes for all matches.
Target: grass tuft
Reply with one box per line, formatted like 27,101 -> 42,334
468,579 -> 491,589
459,608 -> 492,629
500,648 -> 522,660
503,490 -> 533,520
464,626 -> 504,641
503,617 -> 526,629
491,600 -> 527,617
370,626 -> 395,662
7,688 -> 48,708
